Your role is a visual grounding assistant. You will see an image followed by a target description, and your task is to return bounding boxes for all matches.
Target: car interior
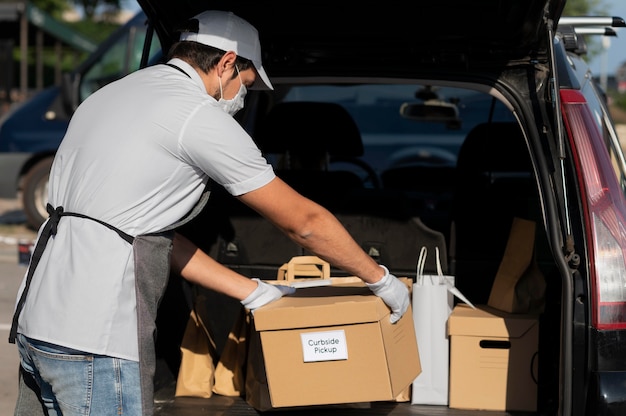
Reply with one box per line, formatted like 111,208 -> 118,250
154,81 -> 562,412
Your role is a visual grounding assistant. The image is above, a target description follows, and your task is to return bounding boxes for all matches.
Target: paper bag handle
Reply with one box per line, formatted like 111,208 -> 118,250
416,246 -> 476,309
277,256 -> 331,281
416,246 -> 444,284
417,246 -> 427,280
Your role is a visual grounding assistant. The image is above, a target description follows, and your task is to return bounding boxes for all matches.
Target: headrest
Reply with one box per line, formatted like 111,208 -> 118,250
457,122 -> 530,172
255,102 -> 364,157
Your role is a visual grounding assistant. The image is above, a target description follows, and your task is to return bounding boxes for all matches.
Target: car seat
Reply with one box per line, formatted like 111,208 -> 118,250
254,101 -> 365,208
380,164 -> 456,245
254,101 -> 449,277
179,102 -> 368,279
450,122 -> 541,304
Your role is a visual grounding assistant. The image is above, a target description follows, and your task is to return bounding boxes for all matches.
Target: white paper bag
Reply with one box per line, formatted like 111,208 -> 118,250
411,246 -> 474,405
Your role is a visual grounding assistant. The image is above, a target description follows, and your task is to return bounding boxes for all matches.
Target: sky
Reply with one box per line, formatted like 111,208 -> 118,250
123,0 -> 141,12
122,0 -> 626,77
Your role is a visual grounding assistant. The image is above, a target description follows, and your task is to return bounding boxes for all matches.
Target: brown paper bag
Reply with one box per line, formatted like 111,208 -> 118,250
212,306 -> 249,396
174,304 -> 218,398
244,316 -> 273,411
487,217 -> 546,314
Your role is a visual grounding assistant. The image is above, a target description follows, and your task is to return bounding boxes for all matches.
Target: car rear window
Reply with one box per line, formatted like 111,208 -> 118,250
269,84 -> 516,179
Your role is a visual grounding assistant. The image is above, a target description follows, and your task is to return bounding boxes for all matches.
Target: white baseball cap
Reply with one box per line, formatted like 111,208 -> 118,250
179,10 -> 273,90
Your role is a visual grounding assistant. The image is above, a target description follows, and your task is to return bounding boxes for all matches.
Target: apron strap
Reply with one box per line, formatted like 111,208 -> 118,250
61,210 -> 134,244
8,204 -> 134,343
164,63 -> 191,78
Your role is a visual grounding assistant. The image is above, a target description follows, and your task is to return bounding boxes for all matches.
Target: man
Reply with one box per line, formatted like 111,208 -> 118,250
10,10 -> 409,416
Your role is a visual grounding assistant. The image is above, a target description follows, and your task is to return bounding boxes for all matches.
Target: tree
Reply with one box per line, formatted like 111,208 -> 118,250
31,0 -> 72,19
30,0 -> 123,21
70,0 -> 122,20
563,0 -> 607,16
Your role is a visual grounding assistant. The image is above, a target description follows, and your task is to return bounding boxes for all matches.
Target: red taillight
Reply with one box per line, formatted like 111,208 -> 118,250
561,89 -> 626,330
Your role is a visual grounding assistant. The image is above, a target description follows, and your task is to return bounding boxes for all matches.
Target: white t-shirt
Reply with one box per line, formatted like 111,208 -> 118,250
15,58 -> 275,361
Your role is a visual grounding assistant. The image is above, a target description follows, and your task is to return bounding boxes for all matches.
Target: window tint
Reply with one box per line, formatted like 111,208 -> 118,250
80,24 -> 161,102
278,84 -> 515,175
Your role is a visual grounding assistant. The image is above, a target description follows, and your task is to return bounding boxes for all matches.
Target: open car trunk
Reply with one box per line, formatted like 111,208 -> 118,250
136,0 -> 572,414
152,81 -> 563,416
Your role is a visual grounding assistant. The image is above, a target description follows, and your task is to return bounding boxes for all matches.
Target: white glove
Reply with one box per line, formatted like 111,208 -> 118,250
366,266 -> 410,323
241,278 -> 296,312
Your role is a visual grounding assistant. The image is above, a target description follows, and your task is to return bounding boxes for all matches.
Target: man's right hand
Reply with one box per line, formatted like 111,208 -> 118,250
241,278 -> 296,312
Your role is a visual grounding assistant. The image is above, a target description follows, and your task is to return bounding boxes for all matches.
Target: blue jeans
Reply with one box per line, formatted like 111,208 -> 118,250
16,334 -> 142,416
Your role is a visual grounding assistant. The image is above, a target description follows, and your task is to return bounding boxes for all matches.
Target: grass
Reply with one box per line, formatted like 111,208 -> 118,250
610,104 -> 626,124
608,91 -> 626,124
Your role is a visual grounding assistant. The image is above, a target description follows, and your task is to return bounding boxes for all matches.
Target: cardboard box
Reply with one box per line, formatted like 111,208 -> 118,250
246,284 -> 421,410
448,304 -> 539,412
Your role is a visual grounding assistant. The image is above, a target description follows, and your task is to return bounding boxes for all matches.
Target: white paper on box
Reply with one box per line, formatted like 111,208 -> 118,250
289,279 -> 332,288
300,330 -> 348,362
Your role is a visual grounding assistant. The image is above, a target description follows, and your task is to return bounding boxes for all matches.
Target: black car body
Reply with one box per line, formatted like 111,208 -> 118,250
134,1 -> 626,415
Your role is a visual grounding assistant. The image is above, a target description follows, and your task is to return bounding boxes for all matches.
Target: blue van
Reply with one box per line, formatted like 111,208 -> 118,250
0,11 -> 161,229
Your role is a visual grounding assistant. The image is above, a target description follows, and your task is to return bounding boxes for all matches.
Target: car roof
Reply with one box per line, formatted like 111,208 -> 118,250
137,0 -> 564,80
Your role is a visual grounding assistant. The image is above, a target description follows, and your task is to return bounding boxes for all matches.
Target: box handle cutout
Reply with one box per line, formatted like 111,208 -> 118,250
479,340 -> 511,349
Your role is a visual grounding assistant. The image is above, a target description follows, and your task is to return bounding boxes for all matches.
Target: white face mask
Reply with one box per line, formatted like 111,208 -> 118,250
217,66 -> 247,116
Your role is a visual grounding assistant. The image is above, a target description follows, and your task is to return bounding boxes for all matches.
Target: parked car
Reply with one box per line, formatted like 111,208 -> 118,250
0,11 -> 161,229
114,0 -> 626,415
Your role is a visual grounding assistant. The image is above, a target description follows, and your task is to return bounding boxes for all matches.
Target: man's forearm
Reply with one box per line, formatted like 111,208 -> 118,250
285,211 -> 385,284
171,232 -> 258,300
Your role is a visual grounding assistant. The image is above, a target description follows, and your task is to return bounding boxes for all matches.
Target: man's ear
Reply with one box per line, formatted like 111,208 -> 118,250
217,51 -> 238,77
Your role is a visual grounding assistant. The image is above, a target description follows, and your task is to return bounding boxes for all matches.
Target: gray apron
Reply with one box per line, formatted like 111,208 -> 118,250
10,188 -> 210,416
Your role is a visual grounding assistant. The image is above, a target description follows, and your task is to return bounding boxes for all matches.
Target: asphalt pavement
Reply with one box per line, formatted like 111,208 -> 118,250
0,198 -> 35,416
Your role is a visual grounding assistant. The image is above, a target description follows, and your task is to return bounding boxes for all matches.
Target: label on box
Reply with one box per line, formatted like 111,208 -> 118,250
300,330 -> 348,362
